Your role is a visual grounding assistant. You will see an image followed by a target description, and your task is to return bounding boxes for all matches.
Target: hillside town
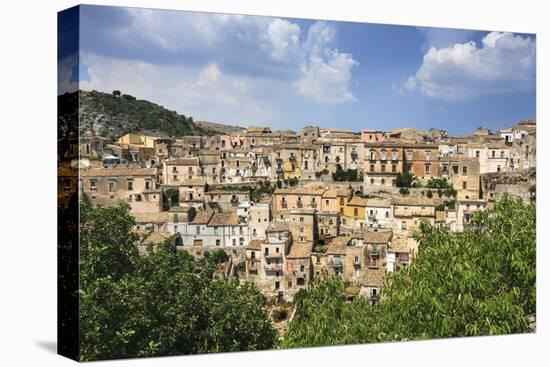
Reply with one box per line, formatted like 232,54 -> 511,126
60,119 -> 536,303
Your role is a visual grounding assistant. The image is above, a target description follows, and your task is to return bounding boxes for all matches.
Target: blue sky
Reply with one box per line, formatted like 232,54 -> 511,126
59,5 -> 536,135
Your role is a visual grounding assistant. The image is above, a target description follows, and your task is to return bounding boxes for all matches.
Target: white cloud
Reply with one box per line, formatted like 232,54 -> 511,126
79,54 -> 156,101
265,18 -> 302,62
58,55 -> 79,94
296,50 -> 358,103
303,21 -> 335,55
295,21 -> 359,103
404,32 -> 535,99
78,10 -> 360,127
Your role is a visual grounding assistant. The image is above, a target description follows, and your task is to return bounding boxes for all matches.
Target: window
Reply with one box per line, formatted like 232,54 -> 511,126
462,166 -> 468,175
453,165 -> 459,174
425,151 -> 431,161
108,181 -> 115,192
300,265 -> 305,272
275,281 -> 280,289
381,164 -> 386,173
127,180 -> 133,190
196,226 -> 200,235
172,166 -> 177,172
475,150 -> 480,158
407,151 -> 413,160
89,179 -> 97,190
239,237 -> 244,246
407,165 -> 412,173
497,165 -> 501,172
381,151 -> 387,161
381,179 -> 386,185
500,151 -> 505,158
214,227 -> 219,235
265,247 -> 269,255
300,217 -> 304,222
370,151 -> 376,160
216,239 -> 220,246
425,165 -> 430,174
492,150 -> 496,158
462,181 -> 467,189
232,239 -> 236,246
354,208 -> 358,217
145,181 -> 151,190
392,151 -> 398,161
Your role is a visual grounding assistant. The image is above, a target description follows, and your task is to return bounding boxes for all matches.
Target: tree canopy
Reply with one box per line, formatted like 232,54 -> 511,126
79,203 -> 276,361
282,194 -> 536,348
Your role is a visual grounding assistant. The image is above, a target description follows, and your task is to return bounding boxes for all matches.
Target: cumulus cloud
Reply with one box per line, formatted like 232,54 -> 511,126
58,55 -> 79,94
265,18 -> 302,62
77,6 -> 360,127
295,21 -> 359,103
404,32 -> 535,99
296,50 -> 358,103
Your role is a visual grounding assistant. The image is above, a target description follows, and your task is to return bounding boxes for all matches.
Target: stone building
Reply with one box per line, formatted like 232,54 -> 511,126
439,157 -> 481,200
403,143 -> 439,180
364,141 -> 404,188
273,186 -> 326,219
248,202 -> 271,239
284,243 -> 313,301
163,158 -> 201,185
392,196 -> 437,234
466,142 -> 511,174
205,190 -> 251,213
365,198 -> 393,229
289,209 -> 317,244
80,166 -> 161,213
456,198 -> 488,231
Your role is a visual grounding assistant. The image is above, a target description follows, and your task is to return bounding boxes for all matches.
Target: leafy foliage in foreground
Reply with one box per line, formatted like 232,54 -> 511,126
79,203 -> 276,361
282,195 -> 536,348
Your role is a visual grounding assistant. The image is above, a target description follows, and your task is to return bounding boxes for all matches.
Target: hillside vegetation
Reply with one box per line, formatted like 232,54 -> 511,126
64,90 -> 215,139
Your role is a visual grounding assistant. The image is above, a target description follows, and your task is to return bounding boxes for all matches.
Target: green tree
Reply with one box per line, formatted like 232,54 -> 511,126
396,172 -> 414,188
79,204 -> 276,361
164,188 -> 179,207
283,195 -> 536,347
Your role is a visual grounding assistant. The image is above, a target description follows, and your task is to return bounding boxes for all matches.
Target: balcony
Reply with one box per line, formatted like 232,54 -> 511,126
289,155 -> 297,161
248,266 -> 258,274
265,252 -> 282,260
297,202 -> 303,208
353,258 -> 361,265
246,254 -> 260,261
264,263 -> 283,272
